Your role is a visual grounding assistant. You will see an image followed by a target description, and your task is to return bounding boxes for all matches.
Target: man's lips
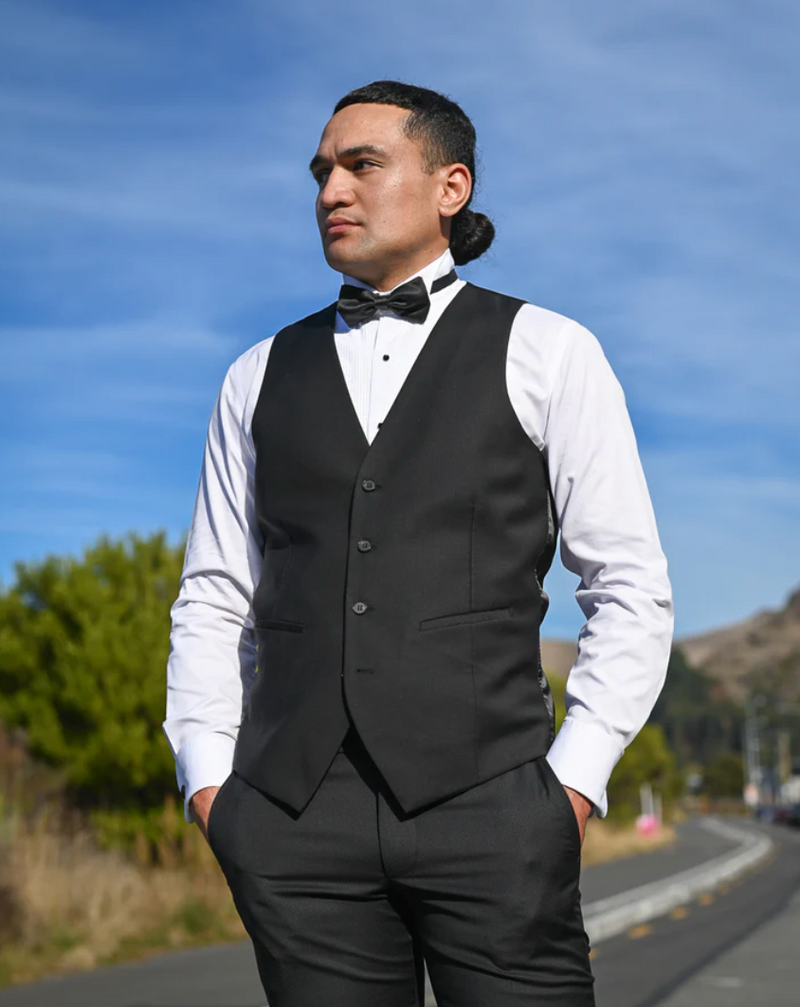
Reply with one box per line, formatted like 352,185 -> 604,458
325,218 -> 358,234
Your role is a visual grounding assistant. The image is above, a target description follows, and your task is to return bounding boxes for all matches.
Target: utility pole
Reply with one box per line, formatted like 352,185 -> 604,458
777,730 -> 791,804
743,693 -> 764,809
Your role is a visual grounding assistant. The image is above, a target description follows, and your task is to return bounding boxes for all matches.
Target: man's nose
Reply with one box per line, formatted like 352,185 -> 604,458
318,167 -> 354,209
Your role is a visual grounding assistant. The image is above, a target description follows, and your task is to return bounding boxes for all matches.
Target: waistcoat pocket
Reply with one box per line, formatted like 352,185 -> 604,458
254,618 -> 306,633
419,605 -> 512,632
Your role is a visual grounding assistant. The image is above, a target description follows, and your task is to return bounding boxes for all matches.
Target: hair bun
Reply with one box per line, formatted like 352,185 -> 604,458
450,208 -> 495,265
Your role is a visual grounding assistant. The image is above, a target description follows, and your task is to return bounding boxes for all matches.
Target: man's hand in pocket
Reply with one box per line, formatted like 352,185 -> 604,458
189,785 -> 221,844
563,786 -> 593,847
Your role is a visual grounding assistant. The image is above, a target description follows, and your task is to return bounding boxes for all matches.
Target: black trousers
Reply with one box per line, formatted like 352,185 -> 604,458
207,727 -> 595,1006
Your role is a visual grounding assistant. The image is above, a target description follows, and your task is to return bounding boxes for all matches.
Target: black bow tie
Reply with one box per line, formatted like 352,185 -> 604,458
337,269 -> 458,328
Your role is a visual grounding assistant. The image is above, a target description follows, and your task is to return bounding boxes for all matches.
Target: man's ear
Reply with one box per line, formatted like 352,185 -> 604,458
439,163 -> 472,219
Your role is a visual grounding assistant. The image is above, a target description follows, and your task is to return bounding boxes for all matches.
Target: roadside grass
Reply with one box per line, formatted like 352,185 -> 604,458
0,801 -> 246,988
0,795 -> 678,989
582,814 -> 678,866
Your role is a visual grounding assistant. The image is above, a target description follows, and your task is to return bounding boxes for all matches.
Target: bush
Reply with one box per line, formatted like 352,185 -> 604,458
0,532 -> 184,829
701,752 -> 745,798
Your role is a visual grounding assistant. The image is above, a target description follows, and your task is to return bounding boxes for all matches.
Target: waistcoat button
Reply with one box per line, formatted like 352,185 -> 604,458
352,601 -> 368,615
361,479 -> 377,491
357,539 -> 372,552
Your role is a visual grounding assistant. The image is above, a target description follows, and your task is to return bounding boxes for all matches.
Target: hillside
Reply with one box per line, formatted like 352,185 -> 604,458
541,583 -> 800,703
540,638 -> 578,681
679,584 -> 800,701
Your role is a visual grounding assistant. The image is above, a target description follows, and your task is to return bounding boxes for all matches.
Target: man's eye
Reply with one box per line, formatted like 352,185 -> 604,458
313,161 -> 375,186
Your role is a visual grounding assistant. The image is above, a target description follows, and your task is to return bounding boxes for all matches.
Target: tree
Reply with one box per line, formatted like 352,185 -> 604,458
702,752 -> 745,798
0,532 -> 184,813
606,724 -> 683,820
650,647 -> 742,767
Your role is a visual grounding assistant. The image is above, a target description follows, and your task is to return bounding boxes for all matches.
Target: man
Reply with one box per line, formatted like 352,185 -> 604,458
163,80 -> 673,1006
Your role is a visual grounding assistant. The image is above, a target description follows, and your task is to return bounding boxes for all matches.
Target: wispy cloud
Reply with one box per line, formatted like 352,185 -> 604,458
0,318 -> 228,367
0,317 -> 232,432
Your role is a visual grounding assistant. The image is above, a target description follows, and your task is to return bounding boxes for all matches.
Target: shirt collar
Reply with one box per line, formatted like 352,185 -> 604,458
340,247 -> 455,296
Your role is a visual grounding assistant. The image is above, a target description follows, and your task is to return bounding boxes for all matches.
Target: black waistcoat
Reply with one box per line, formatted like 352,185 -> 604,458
232,282 -> 559,815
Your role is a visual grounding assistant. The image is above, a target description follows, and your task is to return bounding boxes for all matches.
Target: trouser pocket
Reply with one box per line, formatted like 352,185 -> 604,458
206,771 -> 236,853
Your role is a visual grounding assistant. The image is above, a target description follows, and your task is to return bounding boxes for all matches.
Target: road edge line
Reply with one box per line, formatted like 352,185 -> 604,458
583,817 -> 774,945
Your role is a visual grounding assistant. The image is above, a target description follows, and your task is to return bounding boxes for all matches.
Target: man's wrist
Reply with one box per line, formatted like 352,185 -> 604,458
564,784 -> 594,817
178,732 -> 237,822
546,718 -> 622,819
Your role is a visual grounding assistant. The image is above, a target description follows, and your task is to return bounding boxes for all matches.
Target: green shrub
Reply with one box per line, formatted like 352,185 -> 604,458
0,532 -> 184,821
701,752 -> 745,798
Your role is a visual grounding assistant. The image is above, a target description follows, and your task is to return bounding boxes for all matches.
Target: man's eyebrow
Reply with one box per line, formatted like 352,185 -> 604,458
308,144 -> 388,174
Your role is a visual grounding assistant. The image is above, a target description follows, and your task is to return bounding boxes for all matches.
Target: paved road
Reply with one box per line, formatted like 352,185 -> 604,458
580,815 -> 740,904
590,818 -> 800,1007
653,868 -> 800,1007
0,943 -> 266,1007
0,815 -> 793,1007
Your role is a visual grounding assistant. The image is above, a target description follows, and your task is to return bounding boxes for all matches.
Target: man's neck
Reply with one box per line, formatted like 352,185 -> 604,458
347,245 -> 450,293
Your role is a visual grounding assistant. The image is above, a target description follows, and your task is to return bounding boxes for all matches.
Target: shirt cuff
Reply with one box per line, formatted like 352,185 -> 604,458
545,717 -> 625,819
177,732 -> 237,824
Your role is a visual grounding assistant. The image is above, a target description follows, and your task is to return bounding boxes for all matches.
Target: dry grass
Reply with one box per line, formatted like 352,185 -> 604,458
582,815 -> 679,867
0,804 -> 245,988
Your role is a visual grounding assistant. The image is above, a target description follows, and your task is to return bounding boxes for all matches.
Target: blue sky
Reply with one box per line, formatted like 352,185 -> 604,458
1,0 -> 798,640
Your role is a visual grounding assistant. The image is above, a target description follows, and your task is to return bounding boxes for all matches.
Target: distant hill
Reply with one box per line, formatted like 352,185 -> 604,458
679,584 -> 800,701
542,583 -> 800,703
540,638 -> 577,681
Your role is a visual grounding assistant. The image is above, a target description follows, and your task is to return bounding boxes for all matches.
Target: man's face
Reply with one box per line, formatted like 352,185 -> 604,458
310,103 -> 446,287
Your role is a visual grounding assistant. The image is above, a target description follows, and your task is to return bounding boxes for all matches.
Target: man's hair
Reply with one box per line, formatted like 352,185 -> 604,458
333,80 -> 495,266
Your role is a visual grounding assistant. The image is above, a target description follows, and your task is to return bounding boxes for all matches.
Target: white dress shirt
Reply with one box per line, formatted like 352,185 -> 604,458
163,247 -> 674,823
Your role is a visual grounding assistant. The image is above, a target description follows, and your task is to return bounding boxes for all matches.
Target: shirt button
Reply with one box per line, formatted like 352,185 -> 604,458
357,539 -> 372,552
352,601 -> 368,615
362,479 -> 377,491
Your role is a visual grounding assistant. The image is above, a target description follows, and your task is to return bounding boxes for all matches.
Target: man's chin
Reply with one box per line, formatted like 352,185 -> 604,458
322,239 -> 367,274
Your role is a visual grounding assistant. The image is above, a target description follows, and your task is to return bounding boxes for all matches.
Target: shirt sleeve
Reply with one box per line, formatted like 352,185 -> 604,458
509,308 -> 674,818
162,348 -> 266,823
